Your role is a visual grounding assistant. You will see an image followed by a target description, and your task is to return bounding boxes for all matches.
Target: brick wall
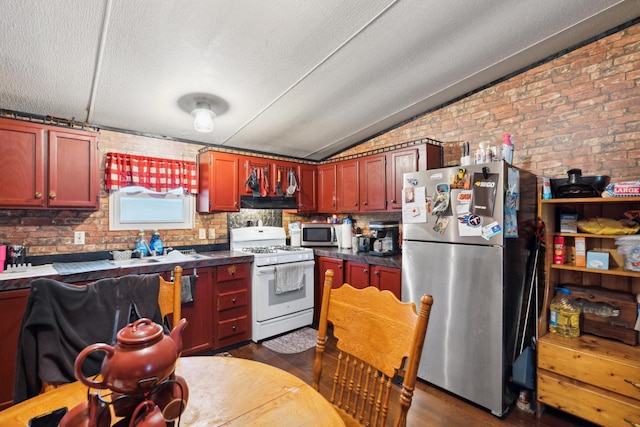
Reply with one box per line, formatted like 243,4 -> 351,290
334,23 -> 640,182
1,23 -> 638,256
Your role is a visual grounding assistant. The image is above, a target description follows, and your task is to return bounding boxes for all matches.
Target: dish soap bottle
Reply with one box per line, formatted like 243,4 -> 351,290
549,287 -> 580,338
135,230 -> 150,257
149,229 -> 163,256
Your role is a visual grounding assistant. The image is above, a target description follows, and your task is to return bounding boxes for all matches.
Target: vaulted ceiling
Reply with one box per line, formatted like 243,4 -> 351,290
1,1 -> 639,160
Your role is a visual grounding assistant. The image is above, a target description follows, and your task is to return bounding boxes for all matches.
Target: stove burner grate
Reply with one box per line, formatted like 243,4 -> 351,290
241,247 -> 277,254
240,245 -> 309,254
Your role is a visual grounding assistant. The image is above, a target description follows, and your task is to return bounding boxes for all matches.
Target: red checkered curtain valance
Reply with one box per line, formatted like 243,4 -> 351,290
105,152 -> 198,194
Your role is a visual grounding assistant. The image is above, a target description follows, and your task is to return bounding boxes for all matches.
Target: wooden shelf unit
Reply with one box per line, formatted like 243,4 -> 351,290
536,196 -> 640,426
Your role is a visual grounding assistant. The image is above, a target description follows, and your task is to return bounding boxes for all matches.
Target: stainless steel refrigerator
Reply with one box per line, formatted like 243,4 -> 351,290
401,161 -> 537,416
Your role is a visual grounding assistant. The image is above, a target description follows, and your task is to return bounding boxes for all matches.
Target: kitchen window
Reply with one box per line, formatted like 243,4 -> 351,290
109,186 -> 194,231
104,152 -> 198,231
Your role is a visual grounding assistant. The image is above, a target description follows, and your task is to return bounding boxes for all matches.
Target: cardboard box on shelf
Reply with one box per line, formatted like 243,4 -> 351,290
575,237 -> 586,267
560,214 -> 578,233
586,251 -> 609,270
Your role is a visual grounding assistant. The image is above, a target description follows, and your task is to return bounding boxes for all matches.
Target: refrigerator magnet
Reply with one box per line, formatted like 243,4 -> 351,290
433,216 -> 450,234
432,183 -> 450,215
481,221 -> 502,240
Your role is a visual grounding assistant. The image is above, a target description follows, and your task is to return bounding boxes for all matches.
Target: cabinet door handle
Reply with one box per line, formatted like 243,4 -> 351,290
49,192 -> 56,199
232,325 -> 237,331
363,269 -> 368,274
363,201 -> 368,206
338,265 -> 342,269
374,271 -> 379,276
35,192 -> 42,199
390,199 -> 395,204
232,298 -> 237,304
234,201 -> 238,207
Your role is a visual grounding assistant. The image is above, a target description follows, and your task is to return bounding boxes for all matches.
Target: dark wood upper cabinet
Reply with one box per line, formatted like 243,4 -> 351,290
47,129 -> 99,209
0,118 -> 98,210
359,154 -> 386,211
198,151 -> 240,212
297,163 -> 317,212
336,159 -> 359,212
317,163 -> 337,213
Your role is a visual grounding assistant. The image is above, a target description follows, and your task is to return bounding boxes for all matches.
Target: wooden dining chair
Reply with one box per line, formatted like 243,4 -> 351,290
312,269 -> 433,427
158,265 -> 183,328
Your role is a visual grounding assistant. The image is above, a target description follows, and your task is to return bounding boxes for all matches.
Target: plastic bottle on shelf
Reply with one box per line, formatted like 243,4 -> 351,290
135,230 -> 151,257
549,287 -> 580,338
501,134 -> 514,164
575,299 -> 620,317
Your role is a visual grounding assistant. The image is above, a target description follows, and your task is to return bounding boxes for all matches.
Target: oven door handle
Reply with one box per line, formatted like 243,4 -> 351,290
255,260 -> 315,275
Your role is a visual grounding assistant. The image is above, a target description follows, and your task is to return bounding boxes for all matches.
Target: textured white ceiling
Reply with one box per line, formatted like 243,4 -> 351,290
1,0 -> 638,160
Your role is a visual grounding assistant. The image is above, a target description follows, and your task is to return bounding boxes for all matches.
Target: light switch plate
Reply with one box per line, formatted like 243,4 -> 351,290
198,228 -> 206,239
74,231 -> 85,245
208,228 -> 215,239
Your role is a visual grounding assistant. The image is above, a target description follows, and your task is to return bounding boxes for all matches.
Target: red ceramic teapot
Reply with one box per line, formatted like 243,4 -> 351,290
74,318 -> 188,394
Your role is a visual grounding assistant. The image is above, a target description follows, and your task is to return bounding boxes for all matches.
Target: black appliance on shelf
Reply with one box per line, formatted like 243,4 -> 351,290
551,169 -> 610,198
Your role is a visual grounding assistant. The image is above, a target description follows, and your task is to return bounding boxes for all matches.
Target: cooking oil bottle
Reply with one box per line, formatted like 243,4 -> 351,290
549,287 -> 580,338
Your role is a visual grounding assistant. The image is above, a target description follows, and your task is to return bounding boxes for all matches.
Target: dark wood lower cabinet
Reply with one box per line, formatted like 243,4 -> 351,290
170,266 -> 214,356
315,256 -> 401,323
0,289 -> 30,410
213,263 -> 251,349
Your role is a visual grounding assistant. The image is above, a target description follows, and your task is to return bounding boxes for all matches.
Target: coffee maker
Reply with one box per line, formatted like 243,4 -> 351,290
369,221 -> 400,256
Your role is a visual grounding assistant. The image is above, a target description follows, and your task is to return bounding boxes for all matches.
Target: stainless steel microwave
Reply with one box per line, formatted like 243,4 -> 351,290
300,223 -> 338,247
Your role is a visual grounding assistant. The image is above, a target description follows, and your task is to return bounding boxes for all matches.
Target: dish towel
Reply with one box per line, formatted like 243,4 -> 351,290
274,264 -> 305,295
181,275 -> 196,303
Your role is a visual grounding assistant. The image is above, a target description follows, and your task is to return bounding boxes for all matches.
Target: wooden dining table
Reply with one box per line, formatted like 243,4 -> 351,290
0,356 -> 345,426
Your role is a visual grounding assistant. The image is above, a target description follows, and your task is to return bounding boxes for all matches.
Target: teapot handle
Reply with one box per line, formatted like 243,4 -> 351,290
74,343 -> 115,389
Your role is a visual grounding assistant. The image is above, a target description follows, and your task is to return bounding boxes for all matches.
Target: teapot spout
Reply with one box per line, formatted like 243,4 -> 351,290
169,318 -> 188,355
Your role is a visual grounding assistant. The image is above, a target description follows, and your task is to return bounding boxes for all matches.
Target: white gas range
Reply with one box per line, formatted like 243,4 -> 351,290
230,226 -> 315,342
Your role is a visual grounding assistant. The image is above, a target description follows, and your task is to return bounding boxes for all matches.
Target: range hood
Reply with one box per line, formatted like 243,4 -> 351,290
240,196 -> 298,210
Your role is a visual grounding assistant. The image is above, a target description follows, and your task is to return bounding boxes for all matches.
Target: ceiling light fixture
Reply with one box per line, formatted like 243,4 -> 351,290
191,101 -> 216,132
179,93 -> 228,134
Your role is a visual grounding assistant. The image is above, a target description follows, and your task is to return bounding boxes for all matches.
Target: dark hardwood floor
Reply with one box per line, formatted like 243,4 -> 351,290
205,331 -> 597,427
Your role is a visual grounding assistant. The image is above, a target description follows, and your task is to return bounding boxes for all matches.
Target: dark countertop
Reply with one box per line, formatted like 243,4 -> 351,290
0,251 -> 253,292
312,247 -> 402,269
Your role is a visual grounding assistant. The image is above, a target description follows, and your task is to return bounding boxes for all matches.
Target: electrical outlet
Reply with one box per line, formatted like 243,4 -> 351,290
208,228 -> 215,239
74,231 -> 85,245
198,228 -> 206,239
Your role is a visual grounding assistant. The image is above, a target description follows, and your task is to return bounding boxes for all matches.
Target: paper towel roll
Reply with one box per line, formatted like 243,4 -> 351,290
341,223 -> 352,249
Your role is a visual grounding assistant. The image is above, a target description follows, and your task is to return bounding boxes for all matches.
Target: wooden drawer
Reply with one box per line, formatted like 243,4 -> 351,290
538,370 -> 640,427
217,289 -> 248,311
217,315 -> 249,340
217,263 -> 248,282
538,334 -> 640,400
